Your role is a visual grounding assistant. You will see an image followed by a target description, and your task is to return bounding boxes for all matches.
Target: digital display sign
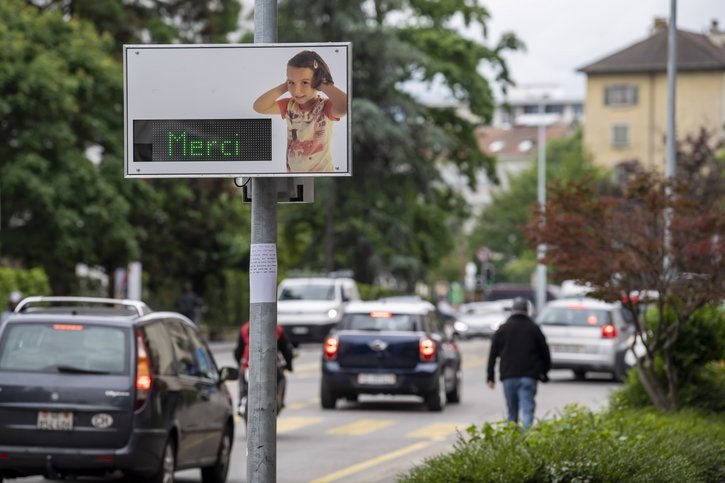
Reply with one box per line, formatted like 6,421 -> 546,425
123,43 -> 351,178
133,119 -> 271,162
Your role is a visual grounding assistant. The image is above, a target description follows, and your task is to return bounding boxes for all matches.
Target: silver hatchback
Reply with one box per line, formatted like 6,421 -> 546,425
536,298 -> 635,381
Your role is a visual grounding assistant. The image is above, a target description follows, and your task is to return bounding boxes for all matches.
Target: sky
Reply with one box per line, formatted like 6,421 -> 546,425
481,0 -> 724,99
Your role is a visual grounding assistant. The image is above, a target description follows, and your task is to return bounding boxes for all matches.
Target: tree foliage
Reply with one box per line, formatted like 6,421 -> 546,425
525,129 -> 725,410
1,0 -> 137,293
273,0 -> 522,287
468,129 -> 605,283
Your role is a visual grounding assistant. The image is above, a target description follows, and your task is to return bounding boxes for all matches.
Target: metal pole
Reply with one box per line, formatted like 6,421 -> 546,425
248,1 -> 278,482
535,98 -> 547,314
665,0 -> 677,181
664,0 -> 677,275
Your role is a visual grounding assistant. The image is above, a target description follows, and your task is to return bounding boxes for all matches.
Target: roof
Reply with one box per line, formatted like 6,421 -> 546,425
545,297 -> 618,310
578,28 -> 725,74
476,123 -> 576,158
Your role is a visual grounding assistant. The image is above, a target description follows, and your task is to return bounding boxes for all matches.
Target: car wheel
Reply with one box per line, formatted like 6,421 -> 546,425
446,368 -> 462,404
574,369 -> 586,381
320,382 -> 337,409
201,426 -> 232,483
425,373 -> 446,412
143,437 -> 175,483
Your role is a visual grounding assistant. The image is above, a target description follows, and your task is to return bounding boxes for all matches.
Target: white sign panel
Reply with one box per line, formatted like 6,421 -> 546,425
123,43 -> 352,178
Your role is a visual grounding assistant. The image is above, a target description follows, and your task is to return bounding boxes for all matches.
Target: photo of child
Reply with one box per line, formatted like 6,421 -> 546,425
253,50 -> 348,172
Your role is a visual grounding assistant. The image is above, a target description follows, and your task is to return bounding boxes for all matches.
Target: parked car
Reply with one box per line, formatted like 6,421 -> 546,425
277,274 -> 360,346
456,298 -> 531,338
320,299 -> 462,411
0,296 -> 238,483
536,297 -> 635,381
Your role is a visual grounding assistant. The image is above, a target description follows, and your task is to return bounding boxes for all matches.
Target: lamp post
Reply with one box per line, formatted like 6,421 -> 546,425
535,97 -> 547,314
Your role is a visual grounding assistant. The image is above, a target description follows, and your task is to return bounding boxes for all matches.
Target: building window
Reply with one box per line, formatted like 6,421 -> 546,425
604,85 -> 638,106
612,124 -> 630,148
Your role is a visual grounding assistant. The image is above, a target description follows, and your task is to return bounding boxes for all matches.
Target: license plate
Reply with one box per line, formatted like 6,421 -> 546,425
37,411 -> 73,431
291,327 -> 309,334
357,373 -> 396,385
552,344 -> 583,353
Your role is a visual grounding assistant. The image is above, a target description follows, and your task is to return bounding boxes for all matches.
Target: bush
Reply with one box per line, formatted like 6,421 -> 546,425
612,304 -> 725,412
397,405 -> 725,483
0,267 -> 51,303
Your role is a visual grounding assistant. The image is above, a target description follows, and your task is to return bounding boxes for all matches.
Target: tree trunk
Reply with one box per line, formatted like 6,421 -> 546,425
636,362 -> 673,411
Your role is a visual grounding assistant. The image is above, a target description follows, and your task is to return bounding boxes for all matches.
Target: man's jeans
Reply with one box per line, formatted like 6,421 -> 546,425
502,377 -> 538,429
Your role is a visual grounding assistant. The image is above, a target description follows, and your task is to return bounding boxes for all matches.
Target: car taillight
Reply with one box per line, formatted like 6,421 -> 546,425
419,337 -> 436,362
134,329 -> 152,411
323,336 -> 339,361
601,324 -> 617,339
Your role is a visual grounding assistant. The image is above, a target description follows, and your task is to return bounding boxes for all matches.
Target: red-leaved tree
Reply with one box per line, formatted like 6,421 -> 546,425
525,130 -> 725,411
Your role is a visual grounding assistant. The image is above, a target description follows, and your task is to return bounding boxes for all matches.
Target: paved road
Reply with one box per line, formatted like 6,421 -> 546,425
16,338 -> 619,483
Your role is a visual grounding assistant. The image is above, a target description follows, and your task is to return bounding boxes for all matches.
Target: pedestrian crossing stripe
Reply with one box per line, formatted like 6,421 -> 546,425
277,416 -> 324,433
325,419 -> 395,435
406,422 -> 465,440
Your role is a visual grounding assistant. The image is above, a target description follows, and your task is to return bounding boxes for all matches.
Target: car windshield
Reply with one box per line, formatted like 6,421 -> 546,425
0,322 -> 128,374
537,306 -> 612,327
279,283 -> 335,301
343,313 -> 417,331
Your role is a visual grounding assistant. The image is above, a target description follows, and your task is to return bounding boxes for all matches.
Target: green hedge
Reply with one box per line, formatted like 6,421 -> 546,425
398,405 -> 725,483
0,267 -> 51,304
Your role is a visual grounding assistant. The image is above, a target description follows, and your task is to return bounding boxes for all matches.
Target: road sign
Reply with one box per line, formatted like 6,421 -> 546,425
123,43 -> 351,178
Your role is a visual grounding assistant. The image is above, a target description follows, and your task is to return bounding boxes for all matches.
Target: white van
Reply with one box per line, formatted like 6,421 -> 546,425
277,276 -> 360,345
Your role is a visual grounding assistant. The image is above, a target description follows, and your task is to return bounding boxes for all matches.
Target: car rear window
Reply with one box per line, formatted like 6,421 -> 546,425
537,306 -> 612,327
0,322 -> 128,374
342,313 -> 418,331
279,283 -> 335,301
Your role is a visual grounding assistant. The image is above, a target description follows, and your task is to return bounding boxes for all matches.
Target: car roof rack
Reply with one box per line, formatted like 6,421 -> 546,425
14,296 -> 152,317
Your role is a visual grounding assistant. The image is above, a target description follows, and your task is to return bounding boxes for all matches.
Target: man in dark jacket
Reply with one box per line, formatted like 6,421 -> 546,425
487,297 -> 551,428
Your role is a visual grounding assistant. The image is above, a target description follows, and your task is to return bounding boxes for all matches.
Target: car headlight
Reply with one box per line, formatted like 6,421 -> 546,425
454,321 -> 468,333
327,309 -> 338,319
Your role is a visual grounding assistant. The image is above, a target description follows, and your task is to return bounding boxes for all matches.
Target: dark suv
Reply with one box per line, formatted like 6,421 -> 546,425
0,296 -> 238,483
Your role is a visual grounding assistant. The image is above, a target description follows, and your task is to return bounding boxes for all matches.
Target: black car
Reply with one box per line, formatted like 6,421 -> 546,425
320,300 -> 462,411
0,296 -> 238,483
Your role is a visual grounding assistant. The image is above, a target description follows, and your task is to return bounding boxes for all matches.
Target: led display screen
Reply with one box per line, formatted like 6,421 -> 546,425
133,119 -> 271,162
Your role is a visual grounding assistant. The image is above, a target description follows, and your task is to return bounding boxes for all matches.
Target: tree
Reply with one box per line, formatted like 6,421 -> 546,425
0,0 -> 139,294
525,130 -> 725,411
272,0 -> 523,287
468,129 -> 605,283
26,0 -> 241,45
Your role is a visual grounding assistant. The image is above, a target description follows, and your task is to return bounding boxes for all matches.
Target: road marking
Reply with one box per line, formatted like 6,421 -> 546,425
310,440 -> 433,483
463,355 -> 486,369
406,422 -> 465,440
326,419 -> 395,435
277,416 -> 323,433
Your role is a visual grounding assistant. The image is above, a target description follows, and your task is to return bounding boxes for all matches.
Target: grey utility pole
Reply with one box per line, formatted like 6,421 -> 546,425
248,1 -> 278,482
664,0 -> 677,273
535,98 -> 547,314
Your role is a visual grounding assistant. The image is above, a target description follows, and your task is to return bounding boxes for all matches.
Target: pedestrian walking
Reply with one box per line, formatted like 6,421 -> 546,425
486,297 -> 551,429
175,282 -> 201,324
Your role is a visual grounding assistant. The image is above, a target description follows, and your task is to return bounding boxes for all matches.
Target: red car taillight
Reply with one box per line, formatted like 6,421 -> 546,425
134,329 -> 153,411
323,336 -> 339,360
419,337 -> 436,362
601,324 -> 617,339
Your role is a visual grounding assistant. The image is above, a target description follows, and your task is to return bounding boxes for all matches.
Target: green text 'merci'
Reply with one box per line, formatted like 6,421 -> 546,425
166,131 -> 242,158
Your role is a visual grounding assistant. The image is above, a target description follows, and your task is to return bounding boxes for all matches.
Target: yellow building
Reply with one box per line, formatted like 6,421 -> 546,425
578,19 -> 725,171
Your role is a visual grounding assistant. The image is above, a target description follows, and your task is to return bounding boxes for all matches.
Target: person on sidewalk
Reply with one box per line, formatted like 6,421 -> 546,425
486,297 -> 551,429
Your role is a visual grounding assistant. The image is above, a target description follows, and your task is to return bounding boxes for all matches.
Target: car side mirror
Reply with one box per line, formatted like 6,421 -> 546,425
219,366 -> 239,382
